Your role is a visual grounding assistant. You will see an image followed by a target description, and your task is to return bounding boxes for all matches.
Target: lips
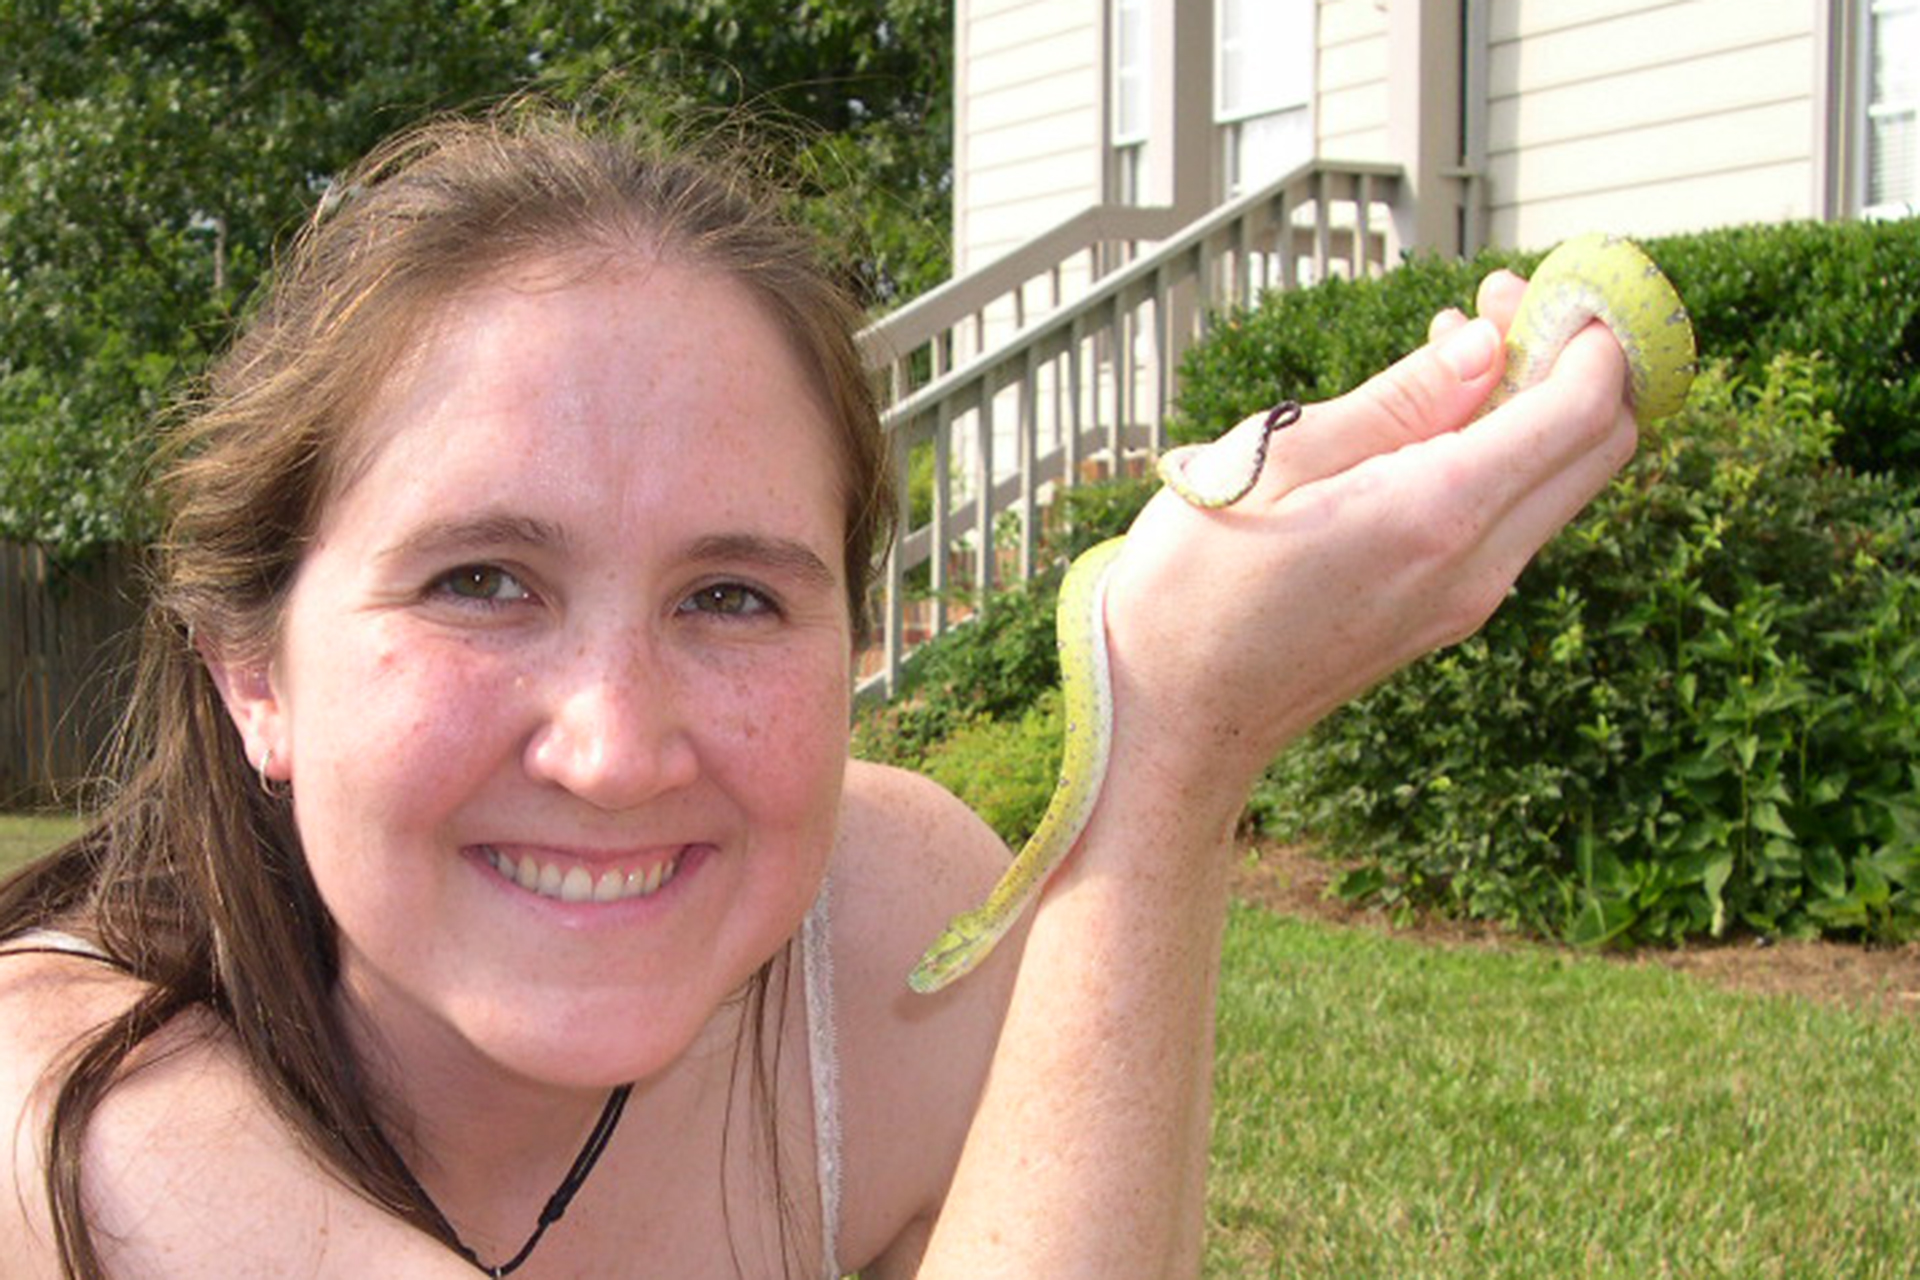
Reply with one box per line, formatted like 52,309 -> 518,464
480,844 -> 683,904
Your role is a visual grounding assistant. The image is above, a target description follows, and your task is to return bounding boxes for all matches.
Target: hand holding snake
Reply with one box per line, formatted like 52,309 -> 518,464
911,234 -> 1695,993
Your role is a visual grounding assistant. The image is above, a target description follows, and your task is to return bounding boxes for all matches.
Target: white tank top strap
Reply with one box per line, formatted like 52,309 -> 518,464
799,877 -> 843,1280
1,928 -> 110,961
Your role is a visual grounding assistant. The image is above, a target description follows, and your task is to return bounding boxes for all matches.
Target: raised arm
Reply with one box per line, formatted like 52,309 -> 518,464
915,271 -> 1638,1275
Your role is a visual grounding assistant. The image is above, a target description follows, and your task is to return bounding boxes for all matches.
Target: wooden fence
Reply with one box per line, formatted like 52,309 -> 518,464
0,542 -> 143,809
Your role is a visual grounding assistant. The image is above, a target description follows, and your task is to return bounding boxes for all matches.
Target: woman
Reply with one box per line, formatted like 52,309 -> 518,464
0,108 -> 1635,1277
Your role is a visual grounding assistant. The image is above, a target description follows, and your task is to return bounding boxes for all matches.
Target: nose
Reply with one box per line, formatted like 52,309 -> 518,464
523,634 -> 700,810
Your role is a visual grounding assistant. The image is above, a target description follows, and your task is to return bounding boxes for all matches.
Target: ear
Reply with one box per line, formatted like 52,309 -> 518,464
201,644 -> 291,783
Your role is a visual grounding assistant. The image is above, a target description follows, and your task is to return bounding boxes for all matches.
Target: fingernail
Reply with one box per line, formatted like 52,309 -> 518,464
1439,317 -> 1497,382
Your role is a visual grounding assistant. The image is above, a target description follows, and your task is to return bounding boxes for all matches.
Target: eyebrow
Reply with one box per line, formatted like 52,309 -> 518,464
375,512 -> 570,564
684,532 -> 840,588
373,516 -> 838,587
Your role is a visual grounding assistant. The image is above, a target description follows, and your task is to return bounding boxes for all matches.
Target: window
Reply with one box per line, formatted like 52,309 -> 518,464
1112,0 -> 1148,203
1216,0 -> 1314,197
1865,0 -> 1917,216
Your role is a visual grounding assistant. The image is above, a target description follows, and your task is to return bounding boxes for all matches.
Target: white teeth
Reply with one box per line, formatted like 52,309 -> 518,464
484,845 -> 682,904
559,866 -> 594,903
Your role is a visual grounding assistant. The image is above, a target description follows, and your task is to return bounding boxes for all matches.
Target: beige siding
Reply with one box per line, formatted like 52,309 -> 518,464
1483,0 -> 1821,247
955,0 -> 1104,274
1317,0 -> 1390,158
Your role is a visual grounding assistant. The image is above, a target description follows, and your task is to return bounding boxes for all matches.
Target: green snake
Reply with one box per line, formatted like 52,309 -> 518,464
907,233 -> 1696,995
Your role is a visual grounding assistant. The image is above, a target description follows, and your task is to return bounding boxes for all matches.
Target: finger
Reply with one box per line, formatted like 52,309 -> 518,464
1425,322 -> 1634,536
1442,405 -> 1636,646
1253,313 -> 1506,496
1502,404 -> 1637,554
1475,269 -> 1528,331
1427,305 -> 1469,345
1355,325 -> 1635,649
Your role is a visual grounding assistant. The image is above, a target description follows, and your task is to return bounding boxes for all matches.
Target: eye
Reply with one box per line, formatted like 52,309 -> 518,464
433,564 -> 533,605
680,581 -> 776,619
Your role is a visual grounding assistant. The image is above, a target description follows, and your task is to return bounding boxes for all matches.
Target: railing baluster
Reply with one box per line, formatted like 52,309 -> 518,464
1019,348 -> 1038,583
1277,186 -> 1297,290
1152,268 -> 1171,453
932,399 -> 952,636
975,378 -> 995,600
1196,236 -> 1215,334
1066,316 -> 1085,493
1357,172 -> 1376,276
1109,297 -> 1126,477
1314,170 -> 1333,283
1232,213 -> 1250,310
882,414 -> 912,691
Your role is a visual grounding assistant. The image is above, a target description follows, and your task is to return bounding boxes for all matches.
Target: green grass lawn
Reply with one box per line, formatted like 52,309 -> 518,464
1208,903 -> 1920,1277
0,811 -> 80,878
6,813 -> 1913,1274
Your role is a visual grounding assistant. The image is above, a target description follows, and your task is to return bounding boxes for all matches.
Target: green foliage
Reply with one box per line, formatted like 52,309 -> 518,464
0,0 -> 951,562
918,689 -> 1064,845
1048,476 -> 1157,559
1252,354 -> 1920,945
1172,250 -> 1507,443
1654,218 -> 1920,477
851,475 -> 1151,843
851,578 -> 1060,770
1172,218 -> 1920,478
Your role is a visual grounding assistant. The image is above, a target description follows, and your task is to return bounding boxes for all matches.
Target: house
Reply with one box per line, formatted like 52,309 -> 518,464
952,0 -> 1912,272
857,0 -> 1915,694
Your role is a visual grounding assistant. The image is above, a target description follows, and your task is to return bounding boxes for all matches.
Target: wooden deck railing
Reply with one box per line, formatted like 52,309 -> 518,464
856,158 -> 1404,697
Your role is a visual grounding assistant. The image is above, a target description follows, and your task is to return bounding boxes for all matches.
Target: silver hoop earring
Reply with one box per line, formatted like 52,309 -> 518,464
258,746 -> 280,797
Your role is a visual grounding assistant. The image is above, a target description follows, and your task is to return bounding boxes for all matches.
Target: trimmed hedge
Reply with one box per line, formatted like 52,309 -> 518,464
1174,217 -> 1920,478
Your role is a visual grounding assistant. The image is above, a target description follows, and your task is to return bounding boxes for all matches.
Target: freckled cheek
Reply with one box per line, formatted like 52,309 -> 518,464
701,653 -> 850,821
295,632 -> 530,792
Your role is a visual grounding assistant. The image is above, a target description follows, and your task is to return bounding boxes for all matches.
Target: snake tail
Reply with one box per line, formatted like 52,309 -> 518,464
908,538 -> 1126,994
1157,400 -> 1303,508
1492,232 -> 1696,421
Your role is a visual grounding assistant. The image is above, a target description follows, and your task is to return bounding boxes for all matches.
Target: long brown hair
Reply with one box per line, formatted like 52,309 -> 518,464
0,104 -> 893,1277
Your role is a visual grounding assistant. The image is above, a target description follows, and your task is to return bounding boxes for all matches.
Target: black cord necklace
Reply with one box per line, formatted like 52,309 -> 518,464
416,1082 -> 634,1278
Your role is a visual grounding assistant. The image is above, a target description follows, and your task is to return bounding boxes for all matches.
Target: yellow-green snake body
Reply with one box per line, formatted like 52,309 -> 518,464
907,233 -> 1695,994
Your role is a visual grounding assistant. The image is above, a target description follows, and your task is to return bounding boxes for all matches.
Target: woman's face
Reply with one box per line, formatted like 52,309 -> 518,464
224,255 -> 855,1090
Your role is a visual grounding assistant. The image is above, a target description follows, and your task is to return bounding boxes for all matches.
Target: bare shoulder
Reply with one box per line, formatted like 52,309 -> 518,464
831,761 -> 1024,1001
0,950 -> 140,1278
828,762 -> 1028,1272
0,952 -> 464,1277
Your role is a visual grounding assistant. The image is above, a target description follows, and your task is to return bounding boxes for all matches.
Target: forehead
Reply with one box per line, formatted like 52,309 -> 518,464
323,253 -> 848,531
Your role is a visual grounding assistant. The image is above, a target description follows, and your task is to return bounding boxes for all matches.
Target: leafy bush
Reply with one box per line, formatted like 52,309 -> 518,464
853,476 -> 1152,776
852,578 -> 1060,771
1174,218 -> 1920,478
1048,476 -> 1158,559
919,689 -> 1065,845
1251,354 -> 1920,945
851,475 -> 1156,851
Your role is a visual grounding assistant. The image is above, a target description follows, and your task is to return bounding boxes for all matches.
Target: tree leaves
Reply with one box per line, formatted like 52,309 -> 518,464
0,0 -> 953,561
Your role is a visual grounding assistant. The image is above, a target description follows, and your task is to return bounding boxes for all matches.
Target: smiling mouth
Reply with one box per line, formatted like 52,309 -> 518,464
481,845 -> 683,904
